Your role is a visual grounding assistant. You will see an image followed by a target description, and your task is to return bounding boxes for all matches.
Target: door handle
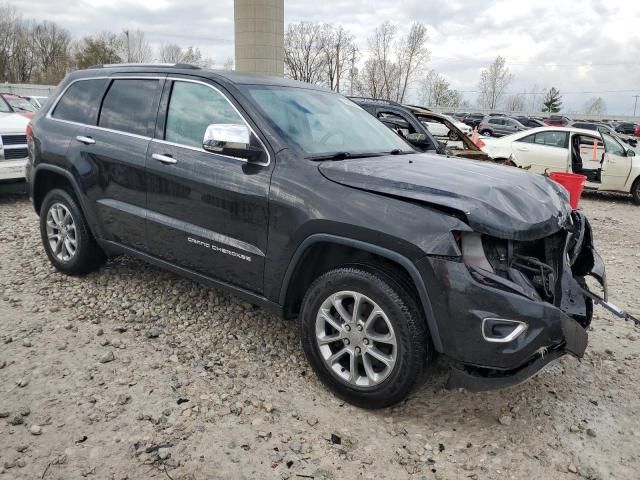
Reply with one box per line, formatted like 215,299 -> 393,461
152,153 -> 177,165
76,135 -> 95,145
517,146 -> 529,151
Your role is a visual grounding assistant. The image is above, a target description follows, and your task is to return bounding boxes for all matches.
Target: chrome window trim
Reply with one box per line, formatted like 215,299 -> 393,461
46,75 -> 271,167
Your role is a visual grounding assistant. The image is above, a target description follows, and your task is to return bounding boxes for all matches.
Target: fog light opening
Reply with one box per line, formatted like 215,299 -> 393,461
482,318 -> 527,343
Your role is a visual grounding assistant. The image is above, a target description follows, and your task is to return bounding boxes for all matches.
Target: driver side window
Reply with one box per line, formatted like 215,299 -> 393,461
165,81 -> 245,149
602,133 -> 626,156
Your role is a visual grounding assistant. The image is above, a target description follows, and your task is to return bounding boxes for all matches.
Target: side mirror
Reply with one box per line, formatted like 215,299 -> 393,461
627,149 -> 636,157
203,124 -> 265,163
405,132 -> 432,150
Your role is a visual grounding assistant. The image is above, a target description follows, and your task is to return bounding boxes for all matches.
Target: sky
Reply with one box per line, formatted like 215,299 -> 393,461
9,0 -> 640,115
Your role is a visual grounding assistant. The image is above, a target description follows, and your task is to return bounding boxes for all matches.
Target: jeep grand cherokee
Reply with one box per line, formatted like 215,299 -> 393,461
25,64 -> 620,408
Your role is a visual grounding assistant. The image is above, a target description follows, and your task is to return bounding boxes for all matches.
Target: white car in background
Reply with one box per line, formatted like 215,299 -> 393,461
421,114 -> 472,139
0,113 -> 30,193
478,126 -> 640,204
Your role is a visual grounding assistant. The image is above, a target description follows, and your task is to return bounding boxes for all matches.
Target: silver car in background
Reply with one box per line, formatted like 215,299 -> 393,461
478,116 -> 528,137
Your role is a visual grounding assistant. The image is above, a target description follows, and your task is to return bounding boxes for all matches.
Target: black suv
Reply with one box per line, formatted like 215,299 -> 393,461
27,65 -> 610,408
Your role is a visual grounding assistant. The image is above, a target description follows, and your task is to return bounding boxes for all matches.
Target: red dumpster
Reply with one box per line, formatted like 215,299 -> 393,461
549,172 -> 586,210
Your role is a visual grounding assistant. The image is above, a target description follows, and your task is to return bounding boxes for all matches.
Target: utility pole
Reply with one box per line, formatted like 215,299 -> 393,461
633,95 -> 640,117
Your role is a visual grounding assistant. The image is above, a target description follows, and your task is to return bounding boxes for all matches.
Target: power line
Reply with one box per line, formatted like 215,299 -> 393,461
458,89 -> 640,96
429,55 -> 640,68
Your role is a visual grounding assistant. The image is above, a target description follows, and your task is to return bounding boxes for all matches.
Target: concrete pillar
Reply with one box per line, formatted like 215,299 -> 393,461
234,0 -> 284,76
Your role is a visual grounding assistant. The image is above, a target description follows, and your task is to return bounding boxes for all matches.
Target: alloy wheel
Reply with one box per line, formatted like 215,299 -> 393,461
46,202 -> 78,262
315,290 -> 397,387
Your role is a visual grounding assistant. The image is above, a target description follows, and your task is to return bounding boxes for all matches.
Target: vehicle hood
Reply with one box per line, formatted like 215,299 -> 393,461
318,153 -> 572,241
0,112 -> 30,133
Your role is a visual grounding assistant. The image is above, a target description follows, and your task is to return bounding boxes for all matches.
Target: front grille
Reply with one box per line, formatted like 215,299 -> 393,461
1,135 -> 27,146
3,148 -> 28,160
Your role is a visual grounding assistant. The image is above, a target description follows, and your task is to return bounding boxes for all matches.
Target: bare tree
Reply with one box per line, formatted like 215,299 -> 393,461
119,29 -> 152,63
31,21 -> 72,83
583,97 -> 606,115
0,3 -> 20,82
7,20 -> 36,83
360,22 -> 428,101
504,93 -> 525,112
477,56 -> 513,109
223,57 -> 234,70
419,70 -> 461,107
524,84 -> 543,112
394,23 -> 428,102
367,22 -> 398,99
158,43 -> 184,63
320,24 -> 357,93
284,22 -> 325,84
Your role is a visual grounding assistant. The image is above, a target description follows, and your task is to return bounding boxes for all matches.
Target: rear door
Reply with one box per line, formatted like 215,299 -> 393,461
73,75 -> 164,250
512,130 -> 569,173
600,132 -> 632,191
145,77 -> 272,293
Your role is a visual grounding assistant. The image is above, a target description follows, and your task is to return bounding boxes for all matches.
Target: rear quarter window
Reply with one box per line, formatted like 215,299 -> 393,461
51,79 -> 108,125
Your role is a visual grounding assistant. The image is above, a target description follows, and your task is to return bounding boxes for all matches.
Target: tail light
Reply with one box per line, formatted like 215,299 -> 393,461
476,139 -> 485,148
26,123 -> 33,143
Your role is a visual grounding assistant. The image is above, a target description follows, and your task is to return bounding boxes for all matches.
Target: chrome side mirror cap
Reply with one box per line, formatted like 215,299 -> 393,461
202,124 -> 265,163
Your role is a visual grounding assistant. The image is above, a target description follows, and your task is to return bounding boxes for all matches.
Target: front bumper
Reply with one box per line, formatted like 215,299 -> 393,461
416,213 -> 608,391
0,158 -> 27,182
446,313 -> 587,391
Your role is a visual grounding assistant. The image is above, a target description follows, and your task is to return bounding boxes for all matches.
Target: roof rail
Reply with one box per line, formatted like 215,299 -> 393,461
87,63 -> 201,70
348,96 -> 402,106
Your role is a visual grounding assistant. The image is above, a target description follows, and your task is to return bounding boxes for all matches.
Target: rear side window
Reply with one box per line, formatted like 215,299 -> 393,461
534,131 -> 568,147
52,79 -> 107,125
165,81 -> 245,149
99,79 -> 160,137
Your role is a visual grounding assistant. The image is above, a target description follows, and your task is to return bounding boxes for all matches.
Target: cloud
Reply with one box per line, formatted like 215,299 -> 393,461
9,0 -> 640,114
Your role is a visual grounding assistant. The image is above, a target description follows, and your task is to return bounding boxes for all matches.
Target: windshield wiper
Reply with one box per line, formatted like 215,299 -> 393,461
307,152 -> 384,161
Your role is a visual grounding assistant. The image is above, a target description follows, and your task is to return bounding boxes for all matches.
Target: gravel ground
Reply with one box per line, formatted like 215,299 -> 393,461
0,192 -> 639,480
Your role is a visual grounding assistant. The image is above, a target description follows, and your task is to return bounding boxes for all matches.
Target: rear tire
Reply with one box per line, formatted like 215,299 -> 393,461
631,178 -> 640,205
39,188 -> 105,275
299,267 -> 432,408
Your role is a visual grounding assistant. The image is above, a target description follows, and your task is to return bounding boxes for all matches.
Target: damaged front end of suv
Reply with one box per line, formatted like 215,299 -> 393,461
443,209 -> 636,391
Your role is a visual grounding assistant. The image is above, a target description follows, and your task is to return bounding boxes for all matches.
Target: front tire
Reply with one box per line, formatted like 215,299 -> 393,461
39,188 -> 105,275
481,129 -> 492,136
299,267 -> 432,408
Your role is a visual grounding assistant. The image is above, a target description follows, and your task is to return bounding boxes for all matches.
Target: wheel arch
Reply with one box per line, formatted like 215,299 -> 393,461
279,234 -> 443,352
32,164 -> 101,239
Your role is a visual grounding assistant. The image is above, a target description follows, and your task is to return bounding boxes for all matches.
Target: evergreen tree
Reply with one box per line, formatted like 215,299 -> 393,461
542,87 -> 562,112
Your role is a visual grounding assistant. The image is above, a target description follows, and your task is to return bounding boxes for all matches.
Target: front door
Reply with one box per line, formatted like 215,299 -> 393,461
145,78 -> 272,293
600,132 -> 632,191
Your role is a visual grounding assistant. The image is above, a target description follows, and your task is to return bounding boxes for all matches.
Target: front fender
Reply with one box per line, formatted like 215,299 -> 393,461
278,233 -> 445,352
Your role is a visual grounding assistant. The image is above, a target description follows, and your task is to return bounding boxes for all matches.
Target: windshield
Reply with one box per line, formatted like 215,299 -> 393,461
5,96 -> 36,112
242,85 -> 413,157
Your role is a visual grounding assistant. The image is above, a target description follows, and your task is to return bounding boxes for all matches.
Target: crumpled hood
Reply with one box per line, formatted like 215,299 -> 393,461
318,153 -> 572,240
